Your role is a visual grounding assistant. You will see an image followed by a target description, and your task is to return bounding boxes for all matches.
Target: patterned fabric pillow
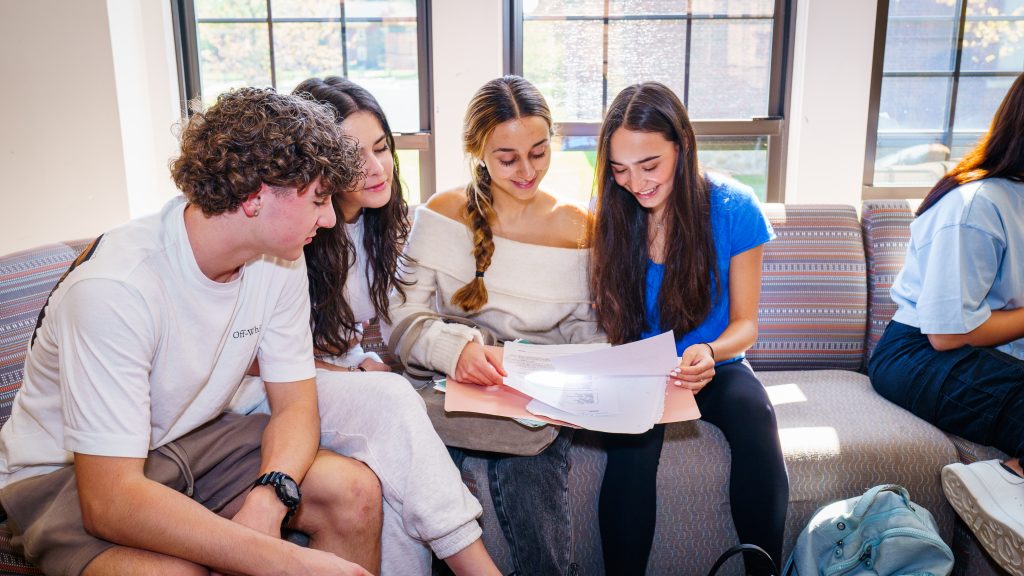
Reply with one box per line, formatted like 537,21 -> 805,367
860,200 -> 914,368
748,205 -> 867,372
0,240 -> 90,428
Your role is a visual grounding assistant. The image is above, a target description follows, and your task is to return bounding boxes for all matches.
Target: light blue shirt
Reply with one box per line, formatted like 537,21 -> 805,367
641,175 -> 775,362
892,177 -> 1024,360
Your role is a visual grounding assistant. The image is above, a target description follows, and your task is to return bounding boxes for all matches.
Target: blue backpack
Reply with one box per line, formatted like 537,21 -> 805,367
783,484 -> 954,576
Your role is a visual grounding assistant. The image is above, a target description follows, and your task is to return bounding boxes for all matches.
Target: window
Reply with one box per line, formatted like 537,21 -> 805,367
511,0 -> 794,203
864,0 -> 1023,197
172,0 -> 433,201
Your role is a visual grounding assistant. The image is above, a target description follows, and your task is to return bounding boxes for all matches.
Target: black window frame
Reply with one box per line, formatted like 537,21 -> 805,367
862,0 -> 1024,200
170,0 -> 435,201
506,0 -> 796,203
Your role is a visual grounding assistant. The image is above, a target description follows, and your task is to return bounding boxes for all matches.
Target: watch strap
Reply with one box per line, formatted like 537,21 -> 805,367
253,471 -> 300,525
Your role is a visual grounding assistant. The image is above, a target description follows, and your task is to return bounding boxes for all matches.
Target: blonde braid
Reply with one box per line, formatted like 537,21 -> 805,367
451,162 -> 497,312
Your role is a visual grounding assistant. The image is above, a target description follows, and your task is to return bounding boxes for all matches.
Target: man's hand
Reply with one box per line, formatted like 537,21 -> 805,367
454,342 -> 506,386
230,485 -> 287,539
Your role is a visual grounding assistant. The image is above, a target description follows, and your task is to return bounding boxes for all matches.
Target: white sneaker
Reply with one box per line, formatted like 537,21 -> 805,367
942,460 -> 1024,576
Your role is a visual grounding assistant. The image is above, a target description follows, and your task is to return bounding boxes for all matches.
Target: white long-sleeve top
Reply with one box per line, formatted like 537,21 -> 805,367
385,206 -> 602,377
316,215 -> 382,368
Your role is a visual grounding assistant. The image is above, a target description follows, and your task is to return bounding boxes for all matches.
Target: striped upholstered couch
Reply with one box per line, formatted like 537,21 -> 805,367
0,203 -> 1009,575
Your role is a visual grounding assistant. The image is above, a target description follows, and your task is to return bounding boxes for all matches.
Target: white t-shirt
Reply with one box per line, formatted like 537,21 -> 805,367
0,197 -> 315,487
228,214 -> 380,416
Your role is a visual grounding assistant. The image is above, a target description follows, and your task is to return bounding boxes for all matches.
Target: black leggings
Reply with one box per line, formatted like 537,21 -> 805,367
598,360 -> 789,575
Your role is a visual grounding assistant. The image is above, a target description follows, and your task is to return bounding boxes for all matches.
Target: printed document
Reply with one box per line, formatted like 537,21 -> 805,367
484,332 -> 697,433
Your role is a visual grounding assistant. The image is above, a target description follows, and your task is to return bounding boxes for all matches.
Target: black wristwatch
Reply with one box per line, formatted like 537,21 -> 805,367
253,471 -> 301,525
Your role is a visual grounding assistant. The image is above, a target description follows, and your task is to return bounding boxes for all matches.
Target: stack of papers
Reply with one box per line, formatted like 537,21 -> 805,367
444,331 -> 701,434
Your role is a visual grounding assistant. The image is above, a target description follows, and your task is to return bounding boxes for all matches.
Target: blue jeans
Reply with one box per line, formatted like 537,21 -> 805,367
449,428 -> 578,576
869,320 -> 1024,459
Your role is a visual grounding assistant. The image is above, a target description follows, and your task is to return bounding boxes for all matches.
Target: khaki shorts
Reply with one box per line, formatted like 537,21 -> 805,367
0,412 -> 269,576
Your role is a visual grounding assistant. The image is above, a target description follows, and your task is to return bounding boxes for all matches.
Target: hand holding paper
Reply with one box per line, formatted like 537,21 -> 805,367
444,332 -> 700,433
454,342 -> 506,386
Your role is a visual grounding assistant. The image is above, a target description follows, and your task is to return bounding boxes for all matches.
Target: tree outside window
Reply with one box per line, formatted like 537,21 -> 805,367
867,0 -> 1023,193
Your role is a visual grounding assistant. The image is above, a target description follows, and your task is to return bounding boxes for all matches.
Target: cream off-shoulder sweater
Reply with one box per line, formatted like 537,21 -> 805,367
385,205 -> 604,377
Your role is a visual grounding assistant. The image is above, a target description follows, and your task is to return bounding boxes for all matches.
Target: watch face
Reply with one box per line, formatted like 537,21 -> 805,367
281,478 -> 300,501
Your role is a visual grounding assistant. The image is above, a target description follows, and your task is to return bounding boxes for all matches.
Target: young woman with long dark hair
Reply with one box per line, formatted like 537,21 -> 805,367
869,72 -> 1024,573
589,82 -> 788,575
229,76 -> 499,576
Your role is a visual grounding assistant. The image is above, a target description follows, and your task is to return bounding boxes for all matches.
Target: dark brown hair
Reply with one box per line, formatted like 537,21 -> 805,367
918,72 -> 1024,215
293,76 -> 412,356
590,82 -> 719,345
450,75 -> 554,312
171,87 -> 360,215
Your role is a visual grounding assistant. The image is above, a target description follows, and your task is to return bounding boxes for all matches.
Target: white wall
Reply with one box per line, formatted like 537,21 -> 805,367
785,0 -> 879,206
0,0 -> 130,254
106,0 -> 182,218
0,0 -> 181,255
430,0 -> 506,192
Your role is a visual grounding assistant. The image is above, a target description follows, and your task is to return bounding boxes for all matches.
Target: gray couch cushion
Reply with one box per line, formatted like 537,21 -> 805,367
765,370 -> 956,553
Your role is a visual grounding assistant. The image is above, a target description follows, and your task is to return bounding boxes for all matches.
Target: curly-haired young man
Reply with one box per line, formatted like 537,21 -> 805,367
0,88 -> 380,576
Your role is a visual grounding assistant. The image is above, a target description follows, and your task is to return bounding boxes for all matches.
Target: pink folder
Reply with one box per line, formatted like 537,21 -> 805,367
443,378 -> 701,428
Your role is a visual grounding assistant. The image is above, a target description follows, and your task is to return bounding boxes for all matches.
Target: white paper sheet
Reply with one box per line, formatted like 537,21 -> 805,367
509,371 -> 620,416
525,375 -> 667,433
496,335 -> 678,433
504,341 -> 609,372
550,330 -> 679,376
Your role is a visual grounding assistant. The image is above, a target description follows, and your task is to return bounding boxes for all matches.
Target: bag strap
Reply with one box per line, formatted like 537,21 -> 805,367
30,235 -> 104,349
388,311 -> 440,379
851,484 -> 912,519
386,311 -> 433,359
707,544 -> 778,576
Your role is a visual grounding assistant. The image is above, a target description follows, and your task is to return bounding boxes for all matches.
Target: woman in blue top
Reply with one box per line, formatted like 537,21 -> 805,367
869,72 -> 1024,572
589,82 -> 788,575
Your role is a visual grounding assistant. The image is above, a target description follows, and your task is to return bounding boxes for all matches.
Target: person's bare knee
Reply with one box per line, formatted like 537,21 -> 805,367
289,450 -> 382,573
83,546 -> 209,576
297,450 -> 383,536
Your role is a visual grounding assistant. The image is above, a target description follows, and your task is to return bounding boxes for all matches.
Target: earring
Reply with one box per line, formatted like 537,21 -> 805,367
253,209 -> 260,217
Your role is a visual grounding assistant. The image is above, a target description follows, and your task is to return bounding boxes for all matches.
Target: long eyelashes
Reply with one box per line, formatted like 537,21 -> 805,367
499,151 -> 547,167
612,165 -> 657,175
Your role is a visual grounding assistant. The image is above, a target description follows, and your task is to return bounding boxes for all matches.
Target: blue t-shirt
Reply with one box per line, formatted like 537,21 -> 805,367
891,177 -> 1024,360
640,176 -> 775,361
